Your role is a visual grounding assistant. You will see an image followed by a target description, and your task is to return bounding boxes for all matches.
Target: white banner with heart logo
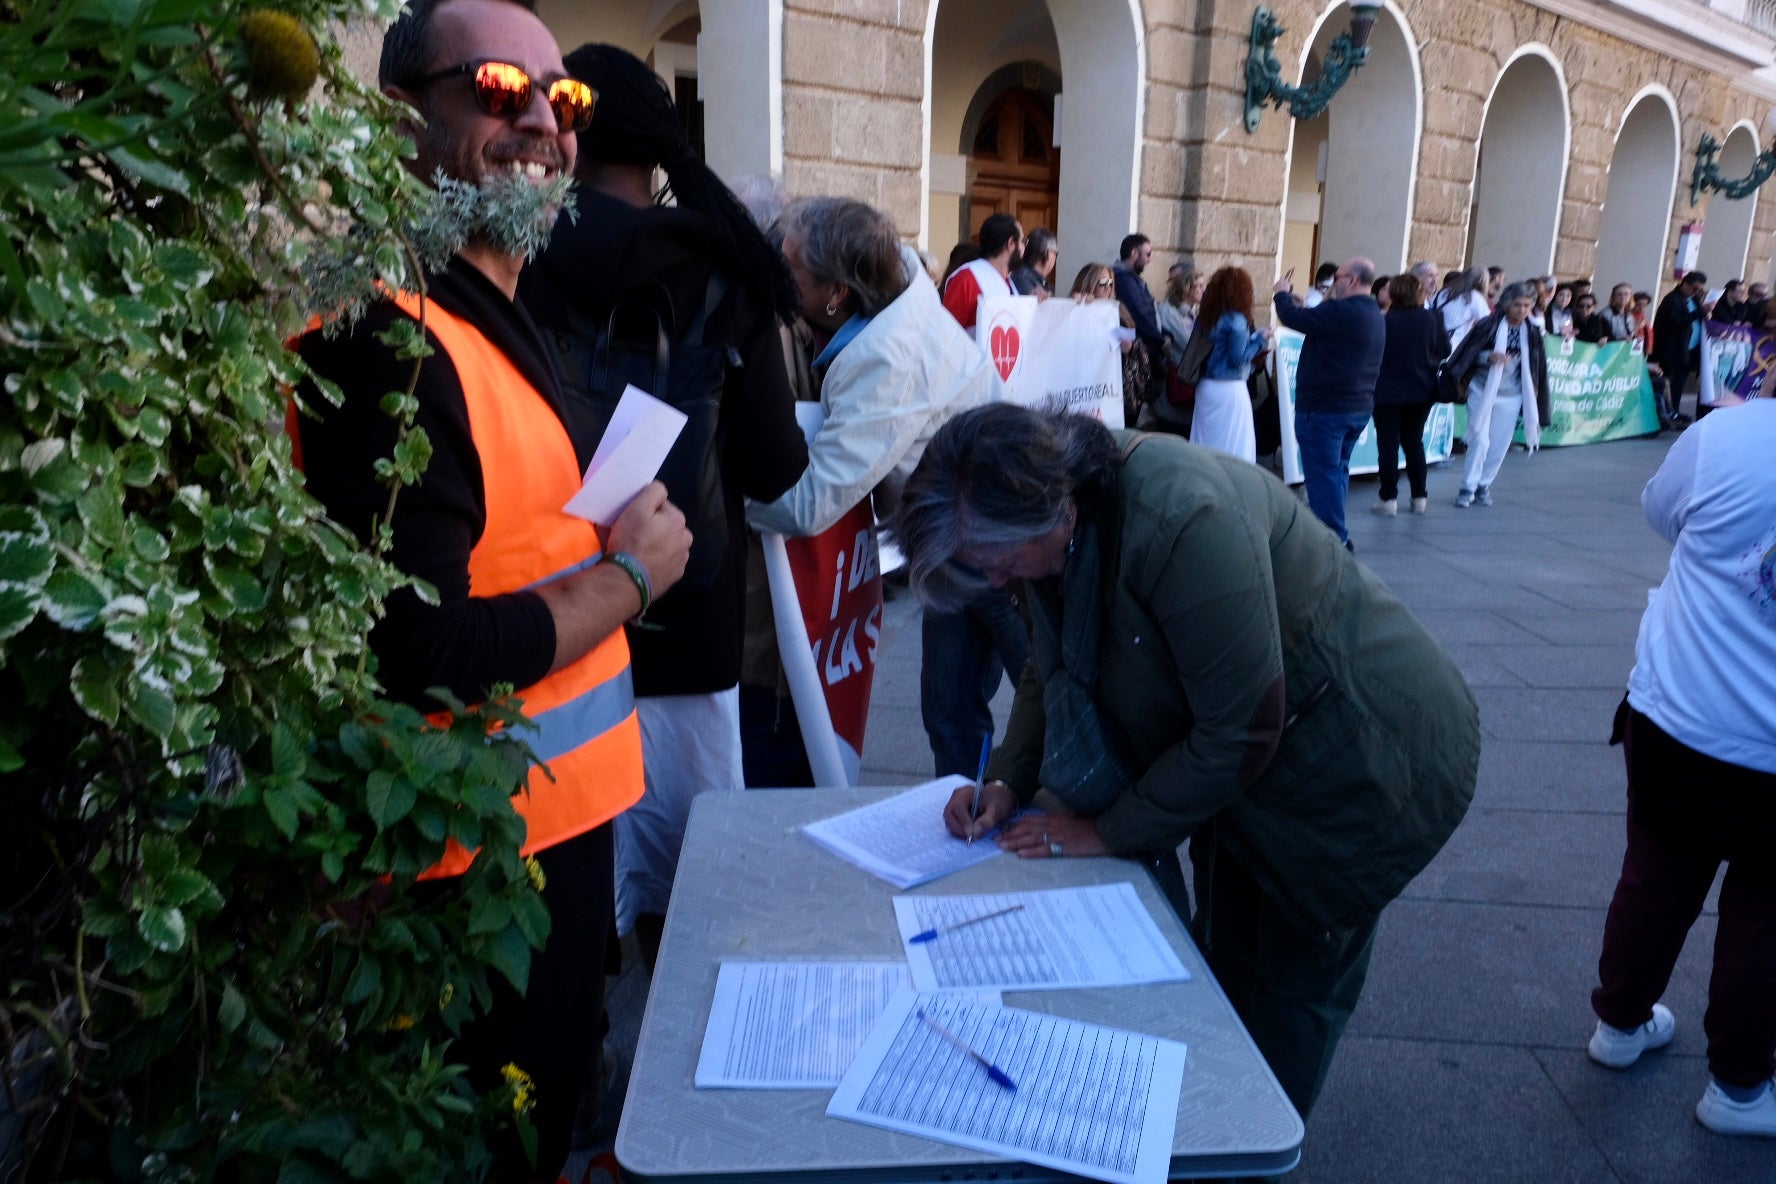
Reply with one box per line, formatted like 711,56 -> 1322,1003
977,294 -> 1125,428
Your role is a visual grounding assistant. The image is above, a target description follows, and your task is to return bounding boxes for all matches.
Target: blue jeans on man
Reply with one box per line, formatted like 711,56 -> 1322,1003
1295,409 -> 1373,545
921,589 -> 1030,777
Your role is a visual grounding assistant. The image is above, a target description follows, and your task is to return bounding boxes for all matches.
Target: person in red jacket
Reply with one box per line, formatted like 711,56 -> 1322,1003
941,212 -> 1022,330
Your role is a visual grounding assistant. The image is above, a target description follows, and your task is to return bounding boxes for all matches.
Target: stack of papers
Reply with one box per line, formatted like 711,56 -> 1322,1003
695,961 -> 998,1089
827,991 -> 1186,1184
895,883 -> 1192,992
801,776 -> 1022,889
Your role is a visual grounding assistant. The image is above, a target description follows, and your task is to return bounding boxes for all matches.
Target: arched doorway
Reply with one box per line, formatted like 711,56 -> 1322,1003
1279,1 -> 1421,280
538,0 -> 782,181
1594,90 -> 1679,297
1696,124 -> 1761,285
924,0 -> 1142,267
1467,48 -> 1569,281
964,82 -> 1060,241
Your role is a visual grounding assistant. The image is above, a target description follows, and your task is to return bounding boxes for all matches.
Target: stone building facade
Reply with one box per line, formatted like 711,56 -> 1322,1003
528,0 -> 1776,300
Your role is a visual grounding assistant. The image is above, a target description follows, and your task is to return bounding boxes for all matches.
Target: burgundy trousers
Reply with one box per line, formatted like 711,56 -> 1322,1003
1592,704 -> 1776,1088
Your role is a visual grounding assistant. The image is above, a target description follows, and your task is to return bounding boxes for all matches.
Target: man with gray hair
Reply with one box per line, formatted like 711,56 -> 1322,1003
1273,257 -> 1387,548
1411,260 -> 1440,302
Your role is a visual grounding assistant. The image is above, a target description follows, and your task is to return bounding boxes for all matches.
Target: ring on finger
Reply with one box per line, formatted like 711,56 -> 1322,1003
1049,840 -> 1064,857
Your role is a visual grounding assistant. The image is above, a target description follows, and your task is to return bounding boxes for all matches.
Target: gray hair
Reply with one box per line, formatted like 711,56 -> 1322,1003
1410,260 -> 1437,282
886,405 -> 1119,611
1497,280 -> 1536,308
1344,258 -> 1376,287
779,197 -> 909,318
732,173 -> 791,231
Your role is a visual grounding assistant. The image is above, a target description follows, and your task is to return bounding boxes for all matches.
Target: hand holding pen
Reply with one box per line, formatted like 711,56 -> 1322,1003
943,779 -> 1016,842
966,733 -> 991,846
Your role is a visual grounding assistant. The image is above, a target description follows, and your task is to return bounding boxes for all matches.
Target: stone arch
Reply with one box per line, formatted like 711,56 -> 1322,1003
1277,0 -> 1422,281
1696,122 -> 1761,286
538,0 -> 782,180
922,0 -> 1144,263
1594,87 -> 1680,297
1466,45 -> 1570,281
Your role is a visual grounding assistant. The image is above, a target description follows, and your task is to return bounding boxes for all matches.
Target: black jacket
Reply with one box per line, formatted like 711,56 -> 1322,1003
1444,312 -> 1552,427
297,259 -> 571,709
1652,287 -> 1703,370
1113,264 -> 1167,360
520,190 -> 808,696
1574,312 -> 1610,344
1273,293 -> 1387,414
1373,306 -> 1450,406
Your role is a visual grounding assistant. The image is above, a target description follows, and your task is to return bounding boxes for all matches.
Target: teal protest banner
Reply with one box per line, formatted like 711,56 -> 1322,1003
1274,328 -> 1456,484
1518,336 -> 1659,445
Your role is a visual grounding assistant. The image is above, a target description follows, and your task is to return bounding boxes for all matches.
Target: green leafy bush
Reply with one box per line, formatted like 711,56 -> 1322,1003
2,2 -> 553,1177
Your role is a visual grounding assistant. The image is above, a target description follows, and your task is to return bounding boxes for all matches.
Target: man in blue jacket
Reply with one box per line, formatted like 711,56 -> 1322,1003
1113,233 -> 1168,402
1274,258 -> 1386,548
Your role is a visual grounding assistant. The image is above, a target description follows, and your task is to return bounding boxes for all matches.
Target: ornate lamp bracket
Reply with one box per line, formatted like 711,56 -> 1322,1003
1690,131 -> 1776,206
1243,3 -> 1379,134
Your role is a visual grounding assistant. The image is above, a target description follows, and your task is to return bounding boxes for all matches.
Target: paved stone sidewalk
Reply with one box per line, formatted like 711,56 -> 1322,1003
607,432 -> 1773,1183
853,434 -> 1773,1183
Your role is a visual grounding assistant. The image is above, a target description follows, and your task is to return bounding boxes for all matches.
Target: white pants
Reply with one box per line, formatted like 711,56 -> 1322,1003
1462,391 -> 1521,492
615,687 -> 744,933
1191,376 -> 1258,462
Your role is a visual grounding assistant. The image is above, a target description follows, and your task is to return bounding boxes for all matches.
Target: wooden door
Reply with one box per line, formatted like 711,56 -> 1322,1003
967,88 -> 1060,239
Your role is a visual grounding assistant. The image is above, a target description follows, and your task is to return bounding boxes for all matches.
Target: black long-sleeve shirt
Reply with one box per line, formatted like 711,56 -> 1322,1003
295,258 -> 569,709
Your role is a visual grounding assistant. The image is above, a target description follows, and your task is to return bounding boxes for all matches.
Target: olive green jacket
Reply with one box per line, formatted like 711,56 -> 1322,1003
986,433 -> 1479,939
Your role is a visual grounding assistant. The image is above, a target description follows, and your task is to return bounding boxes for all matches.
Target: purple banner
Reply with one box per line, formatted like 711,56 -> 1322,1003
1701,319 -> 1776,406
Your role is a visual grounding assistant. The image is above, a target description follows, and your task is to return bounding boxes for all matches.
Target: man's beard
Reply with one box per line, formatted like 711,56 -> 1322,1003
410,123 -> 574,267
420,169 -> 575,265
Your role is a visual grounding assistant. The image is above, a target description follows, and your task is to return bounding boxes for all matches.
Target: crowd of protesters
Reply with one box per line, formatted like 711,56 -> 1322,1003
286,3 -> 1774,1179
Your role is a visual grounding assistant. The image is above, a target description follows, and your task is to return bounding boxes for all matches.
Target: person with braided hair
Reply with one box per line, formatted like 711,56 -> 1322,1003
519,43 -> 808,969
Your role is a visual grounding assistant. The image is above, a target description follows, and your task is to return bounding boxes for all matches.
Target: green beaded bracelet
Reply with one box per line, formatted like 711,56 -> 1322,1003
604,551 -> 653,621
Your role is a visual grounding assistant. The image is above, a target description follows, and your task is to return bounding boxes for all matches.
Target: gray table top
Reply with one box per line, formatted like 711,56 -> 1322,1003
616,788 -> 1304,1182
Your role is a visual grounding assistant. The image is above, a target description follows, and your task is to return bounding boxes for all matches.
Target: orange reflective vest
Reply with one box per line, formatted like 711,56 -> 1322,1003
296,292 -> 645,878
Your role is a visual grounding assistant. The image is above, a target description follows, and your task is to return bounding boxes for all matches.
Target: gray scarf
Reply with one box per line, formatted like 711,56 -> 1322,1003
1026,516 -> 1138,813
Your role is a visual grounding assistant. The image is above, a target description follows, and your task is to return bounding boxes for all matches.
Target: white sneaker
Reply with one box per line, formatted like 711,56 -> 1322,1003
1410,496 -> 1428,515
1588,1003 -> 1675,1068
1371,499 -> 1397,517
1696,1078 -> 1776,1137
1454,489 -> 1473,508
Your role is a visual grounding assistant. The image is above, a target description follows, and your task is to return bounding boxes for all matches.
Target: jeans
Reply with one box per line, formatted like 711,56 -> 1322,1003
1295,409 -> 1373,543
920,589 -> 1031,777
1373,402 -> 1432,501
1593,705 -> 1776,1089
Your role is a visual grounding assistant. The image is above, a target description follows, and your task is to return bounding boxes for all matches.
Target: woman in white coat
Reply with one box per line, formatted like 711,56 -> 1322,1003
1441,282 -> 1550,508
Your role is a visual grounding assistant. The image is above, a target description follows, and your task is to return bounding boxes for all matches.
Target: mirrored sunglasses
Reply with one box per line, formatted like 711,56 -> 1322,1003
405,60 -> 596,133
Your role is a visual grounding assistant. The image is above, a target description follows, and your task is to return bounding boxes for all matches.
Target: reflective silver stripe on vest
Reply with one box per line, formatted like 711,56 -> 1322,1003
523,666 -> 635,764
522,551 -> 604,592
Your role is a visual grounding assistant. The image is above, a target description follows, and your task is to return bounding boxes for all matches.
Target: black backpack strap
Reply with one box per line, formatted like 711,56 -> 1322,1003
683,271 -> 729,349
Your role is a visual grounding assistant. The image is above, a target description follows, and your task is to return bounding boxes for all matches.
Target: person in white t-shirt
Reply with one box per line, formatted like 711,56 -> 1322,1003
1430,267 -> 1491,350
1585,398 -> 1776,1138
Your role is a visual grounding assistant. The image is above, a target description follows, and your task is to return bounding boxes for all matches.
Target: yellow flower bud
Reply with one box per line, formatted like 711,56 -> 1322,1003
239,11 -> 321,105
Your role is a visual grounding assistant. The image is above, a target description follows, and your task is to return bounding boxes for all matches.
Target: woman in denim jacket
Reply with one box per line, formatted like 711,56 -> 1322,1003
1192,266 -> 1269,461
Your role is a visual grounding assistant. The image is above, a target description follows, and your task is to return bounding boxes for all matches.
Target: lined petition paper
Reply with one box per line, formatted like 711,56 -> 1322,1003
895,883 -> 1190,992
828,991 -> 1186,1184
801,776 -> 1016,889
696,962 -> 999,1089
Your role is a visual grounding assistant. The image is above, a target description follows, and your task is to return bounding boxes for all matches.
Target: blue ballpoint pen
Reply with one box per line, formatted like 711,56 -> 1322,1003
918,1009 -> 1017,1091
967,732 -> 992,846
908,902 -> 1025,944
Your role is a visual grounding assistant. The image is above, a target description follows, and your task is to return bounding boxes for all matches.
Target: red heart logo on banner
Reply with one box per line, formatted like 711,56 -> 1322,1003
990,324 -> 1020,381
